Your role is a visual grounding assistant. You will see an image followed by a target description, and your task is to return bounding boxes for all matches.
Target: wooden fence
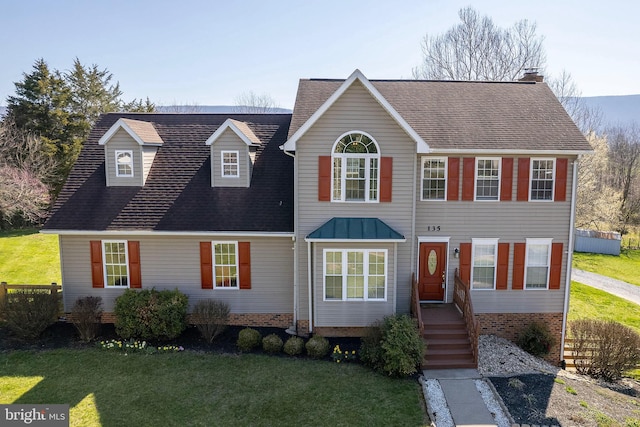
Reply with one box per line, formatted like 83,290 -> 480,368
0,282 -> 62,307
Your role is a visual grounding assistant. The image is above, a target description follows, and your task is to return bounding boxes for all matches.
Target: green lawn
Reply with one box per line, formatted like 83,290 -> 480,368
573,250 -> 640,286
0,229 -> 61,284
568,281 -> 640,333
0,349 -> 427,427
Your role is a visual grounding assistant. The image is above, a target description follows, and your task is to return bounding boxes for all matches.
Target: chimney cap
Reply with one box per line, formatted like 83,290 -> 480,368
519,68 -> 544,82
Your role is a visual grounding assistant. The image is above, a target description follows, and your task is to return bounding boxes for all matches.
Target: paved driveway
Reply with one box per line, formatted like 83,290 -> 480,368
572,269 -> 640,306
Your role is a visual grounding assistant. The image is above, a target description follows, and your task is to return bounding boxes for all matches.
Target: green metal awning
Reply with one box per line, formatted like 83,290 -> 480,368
305,217 -> 405,242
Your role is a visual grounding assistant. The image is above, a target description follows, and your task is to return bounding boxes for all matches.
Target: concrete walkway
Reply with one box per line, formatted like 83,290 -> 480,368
572,269 -> 640,305
423,369 -> 497,426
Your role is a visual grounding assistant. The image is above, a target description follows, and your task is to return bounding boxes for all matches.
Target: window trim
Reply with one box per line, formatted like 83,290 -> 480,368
102,240 -> 130,288
212,241 -> 240,290
221,150 -> 240,178
524,238 -> 553,290
331,131 -> 380,203
322,248 -> 388,301
471,238 -> 498,290
421,156 -> 448,201
529,158 -> 556,202
474,157 -> 501,201
115,150 -> 134,177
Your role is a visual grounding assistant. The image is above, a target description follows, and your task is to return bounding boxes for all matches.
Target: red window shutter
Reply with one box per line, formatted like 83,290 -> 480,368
318,156 -> 331,201
90,240 -> 104,288
500,158 -> 513,201
549,243 -> 563,289
459,243 -> 472,284
462,158 -> 475,201
496,243 -> 509,290
380,157 -> 393,202
238,242 -> 252,289
128,241 -> 142,289
555,158 -> 568,202
517,158 -> 530,201
200,242 -> 213,289
447,157 -> 460,201
512,243 -> 526,290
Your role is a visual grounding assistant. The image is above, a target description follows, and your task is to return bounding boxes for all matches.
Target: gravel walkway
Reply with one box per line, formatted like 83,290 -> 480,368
572,269 -> 640,305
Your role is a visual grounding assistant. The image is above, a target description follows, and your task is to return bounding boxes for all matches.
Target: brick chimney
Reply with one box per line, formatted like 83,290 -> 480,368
519,68 -> 544,82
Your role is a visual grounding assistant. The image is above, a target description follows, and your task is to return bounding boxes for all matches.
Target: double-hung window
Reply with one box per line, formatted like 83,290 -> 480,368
421,157 -> 447,200
221,151 -> 239,177
103,241 -> 129,287
475,158 -> 500,201
213,242 -> 238,288
323,249 -> 387,301
530,158 -> 555,201
525,238 -> 552,289
115,150 -> 133,177
332,132 -> 379,202
471,239 -> 498,290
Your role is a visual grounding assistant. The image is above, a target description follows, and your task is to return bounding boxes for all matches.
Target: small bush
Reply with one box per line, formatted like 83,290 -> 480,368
237,327 -> 262,352
305,335 -> 330,359
262,333 -> 284,354
71,296 -> 103,342
360,314 -> 425,377
2,290 -> 60,340
570,319 -> 640,381
283,336 -> 305,356
191,299 -> 230,343
516,322 -> 556,357
114,288 -> 188,341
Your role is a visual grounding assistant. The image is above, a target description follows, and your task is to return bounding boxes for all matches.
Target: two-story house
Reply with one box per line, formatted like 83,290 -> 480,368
42,70 -> 590,365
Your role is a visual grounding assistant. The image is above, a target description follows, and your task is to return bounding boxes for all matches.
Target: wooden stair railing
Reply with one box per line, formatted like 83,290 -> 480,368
452,269 -> 479,365
410,273 -> 424,334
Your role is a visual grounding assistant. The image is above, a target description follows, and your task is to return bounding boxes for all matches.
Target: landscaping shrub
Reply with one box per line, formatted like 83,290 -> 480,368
191,299 -> 230,343
71,296 -> 103,342
237,327 -> 262,352
2,289 -> 59,340
570,319 -> 640,381
360,314 -> 425,377
283,336 -> 305,356
516,321 -> 556,357
305,335 -> 330,359
262,333 -> 284,354
114,288 -> 188,341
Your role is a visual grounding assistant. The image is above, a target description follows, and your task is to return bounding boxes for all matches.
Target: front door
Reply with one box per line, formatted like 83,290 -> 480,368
419,242 -> 447,301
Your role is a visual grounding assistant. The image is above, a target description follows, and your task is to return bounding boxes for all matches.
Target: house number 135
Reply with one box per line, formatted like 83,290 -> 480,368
426,226 -> 441,232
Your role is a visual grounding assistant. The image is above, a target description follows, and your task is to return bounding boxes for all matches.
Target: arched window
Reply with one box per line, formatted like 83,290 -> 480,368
332,132 -> 380,202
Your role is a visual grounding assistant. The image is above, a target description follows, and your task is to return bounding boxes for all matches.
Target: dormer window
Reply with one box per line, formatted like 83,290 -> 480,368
116,150 -> 133,177
221,151 -> 239,177
332,132 -> 380,202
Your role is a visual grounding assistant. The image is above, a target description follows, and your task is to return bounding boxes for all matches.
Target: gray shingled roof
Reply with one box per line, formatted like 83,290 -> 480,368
288,79 -> 590,152
44,113 -> 293,232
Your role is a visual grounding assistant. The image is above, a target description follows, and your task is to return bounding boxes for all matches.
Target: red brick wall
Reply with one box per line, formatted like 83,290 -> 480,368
475,312 -> 564,364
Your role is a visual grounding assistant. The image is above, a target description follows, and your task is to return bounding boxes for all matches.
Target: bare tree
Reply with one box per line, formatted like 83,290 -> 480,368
160,103 -> 205,113
0,119 -> 58,225
605,124 -> 640,234
547,70 -> 602,134
233,91 -> 280,113
413,7 -> 546,81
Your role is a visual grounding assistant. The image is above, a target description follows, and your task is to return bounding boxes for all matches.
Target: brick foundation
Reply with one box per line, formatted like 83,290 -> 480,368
313,327 -> 373,337
67,312 -> 293,329
475,312 -> 564,364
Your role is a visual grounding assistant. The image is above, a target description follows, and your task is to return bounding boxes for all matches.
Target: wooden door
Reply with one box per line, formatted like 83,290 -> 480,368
419,243 -> 447,301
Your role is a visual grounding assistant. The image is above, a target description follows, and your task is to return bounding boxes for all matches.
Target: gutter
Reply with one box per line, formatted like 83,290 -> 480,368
41,230 -> 295,238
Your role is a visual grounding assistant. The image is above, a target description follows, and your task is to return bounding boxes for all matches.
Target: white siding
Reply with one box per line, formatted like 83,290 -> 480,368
104,129 -> 143,187
210,129 -> 251,188
141,146 -> 158,185
59,235 -> 294,314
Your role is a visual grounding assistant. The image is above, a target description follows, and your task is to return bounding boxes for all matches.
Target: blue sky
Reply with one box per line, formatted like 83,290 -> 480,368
1,0 -> 638,108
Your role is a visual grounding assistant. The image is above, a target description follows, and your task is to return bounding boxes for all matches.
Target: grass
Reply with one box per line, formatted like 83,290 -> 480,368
573,250 -> 640,287
0,349 -> 426,427
568,281 -> 640,333
0,228 -> 61,284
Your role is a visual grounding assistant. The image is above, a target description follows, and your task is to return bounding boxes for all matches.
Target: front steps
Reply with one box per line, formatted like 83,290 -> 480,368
421,303 -> 476,369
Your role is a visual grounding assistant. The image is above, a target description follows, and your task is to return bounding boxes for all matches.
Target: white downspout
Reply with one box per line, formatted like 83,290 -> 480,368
561,156 -> 580,364
282,148 -> 298,335
410,153 -> 417,311
307,241 -> 313,333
